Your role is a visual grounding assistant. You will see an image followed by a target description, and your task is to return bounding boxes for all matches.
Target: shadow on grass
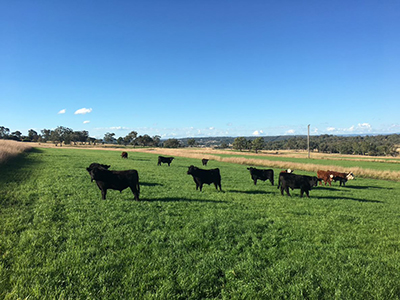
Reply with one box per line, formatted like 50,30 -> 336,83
228,189 -> 270,195
314,195 -> 383,203
0,148 -> 43,207
141,182 -> 163,187
314,186 -> 342,191
140,197 -> 228,203
344,185 -> 392,190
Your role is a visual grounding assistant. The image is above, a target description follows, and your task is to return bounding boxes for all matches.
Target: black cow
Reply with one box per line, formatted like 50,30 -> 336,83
158,156 -> 174,166
88,163 -> 111,170
187,165 -> 222,191
247,167 -> 274,185
121,151 -> 128,159
278,172 -> 319,198
86,163 -> 140,200
202,158 -> 209,166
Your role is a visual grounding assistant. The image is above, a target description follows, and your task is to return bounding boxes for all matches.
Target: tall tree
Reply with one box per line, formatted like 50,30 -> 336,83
187,138 -> 196,147
103,132 -> 116,144
0,126 -> 10,139
163,138 -> 181,148
124,131 -> 138,146
252,137 -> 265,153
28,129 -> 39,142
232,137 -> 247,151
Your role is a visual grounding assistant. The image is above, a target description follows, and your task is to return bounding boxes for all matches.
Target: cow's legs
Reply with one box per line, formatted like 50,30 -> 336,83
101,189 -> 107,200
130,186 -> 140,201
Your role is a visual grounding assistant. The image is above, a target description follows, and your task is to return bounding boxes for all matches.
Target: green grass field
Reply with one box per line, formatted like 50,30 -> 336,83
1,147 -> 400,299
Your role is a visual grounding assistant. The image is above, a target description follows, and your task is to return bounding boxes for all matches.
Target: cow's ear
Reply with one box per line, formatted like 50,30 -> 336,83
86,167 -> 91,172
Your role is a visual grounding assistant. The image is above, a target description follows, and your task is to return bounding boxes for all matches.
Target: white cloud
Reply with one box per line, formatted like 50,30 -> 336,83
285,129 -> 295,135
253,130 -> 264,136
327,127 -> 335,132
74,108 -> 92,115
58,109 -> 66,114
347,125 -> 355,132
358,123 -> 372,131
83,120 -> 90,124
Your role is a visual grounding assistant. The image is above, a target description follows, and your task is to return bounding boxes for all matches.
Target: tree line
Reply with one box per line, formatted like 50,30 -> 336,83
1,125 -> 399,156
230,134 -> 400,156
0,125 -> 180,148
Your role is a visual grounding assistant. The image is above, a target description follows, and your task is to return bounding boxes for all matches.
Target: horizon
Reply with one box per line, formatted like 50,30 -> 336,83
1,1 -> 399,139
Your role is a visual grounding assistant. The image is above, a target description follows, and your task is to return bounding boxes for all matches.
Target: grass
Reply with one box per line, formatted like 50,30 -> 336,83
0,140 -> 33,163
1,147 -> 400,299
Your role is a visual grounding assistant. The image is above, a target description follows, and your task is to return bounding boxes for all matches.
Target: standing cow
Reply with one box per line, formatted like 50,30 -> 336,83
187,165 -> 222,191
158,156 -> 174,166
247,167 -> 274,185
121,152 -> 128,159
86,163 -> 140,201
279,172 -> 319,198
202,158 -> 209,166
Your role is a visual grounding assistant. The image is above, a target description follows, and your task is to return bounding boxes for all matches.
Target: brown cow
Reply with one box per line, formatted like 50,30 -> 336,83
328,170 -> 355,186
121,152 -> 128,159
317,170 -> 334,186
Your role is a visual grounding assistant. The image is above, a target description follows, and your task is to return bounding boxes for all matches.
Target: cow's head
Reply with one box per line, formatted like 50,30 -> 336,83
346,172 -> 355,180
187,165 -> 198,175
87,163 -> 110,182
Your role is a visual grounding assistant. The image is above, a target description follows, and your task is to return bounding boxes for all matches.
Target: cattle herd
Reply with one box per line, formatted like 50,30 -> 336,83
86,153 -> 355,200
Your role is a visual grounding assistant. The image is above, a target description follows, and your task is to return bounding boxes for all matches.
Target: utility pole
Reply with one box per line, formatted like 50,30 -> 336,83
307,124 -> 310,159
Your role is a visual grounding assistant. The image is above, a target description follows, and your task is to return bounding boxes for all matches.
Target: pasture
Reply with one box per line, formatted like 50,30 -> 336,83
1,147 -> 400,299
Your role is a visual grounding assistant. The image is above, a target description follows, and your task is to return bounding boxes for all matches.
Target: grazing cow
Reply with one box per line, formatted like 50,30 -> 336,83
86,163 -> 140,200
279,173 -> 319,198
202,158 -> 209,166
158,156 -> 174,166
121,151 -> 128,159
317,170 -> 334,186
328,170 -> 355,186
187,165 -> 222,191
247,167 -> 274,186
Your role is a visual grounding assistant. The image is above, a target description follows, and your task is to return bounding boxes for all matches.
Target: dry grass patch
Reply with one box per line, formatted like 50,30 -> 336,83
0,140 -> 33,163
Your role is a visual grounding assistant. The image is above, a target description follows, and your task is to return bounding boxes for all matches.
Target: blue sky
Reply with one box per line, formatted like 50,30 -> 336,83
1,1 -> 399,139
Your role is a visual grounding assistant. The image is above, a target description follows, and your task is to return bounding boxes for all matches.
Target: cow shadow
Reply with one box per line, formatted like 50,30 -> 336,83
140,197 -> 227,203
128,158 -> 151,162
314,186 -> 342,192
228,189 -> 270,195
140,182 -> 163,187
344,185 -> 391,190
314,195 -> 383,203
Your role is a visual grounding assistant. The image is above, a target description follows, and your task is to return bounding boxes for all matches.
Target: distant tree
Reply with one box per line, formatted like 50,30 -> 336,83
232,137 -> 247,151
124,131 -> 138,146
164,138 -> 181,148
152,135 -> 161,147
88,137 -> 96,145
117,137 -> 124,145
10,131 -> 22,140
28,129 -> 39,142
187,138 -> 196,147
134,134 -> 153,147
0,126 -> 10,139
103,132 -> 116,144
220,142 -> 228,149
252,137 -> 265,153
41,129 -> 51,142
